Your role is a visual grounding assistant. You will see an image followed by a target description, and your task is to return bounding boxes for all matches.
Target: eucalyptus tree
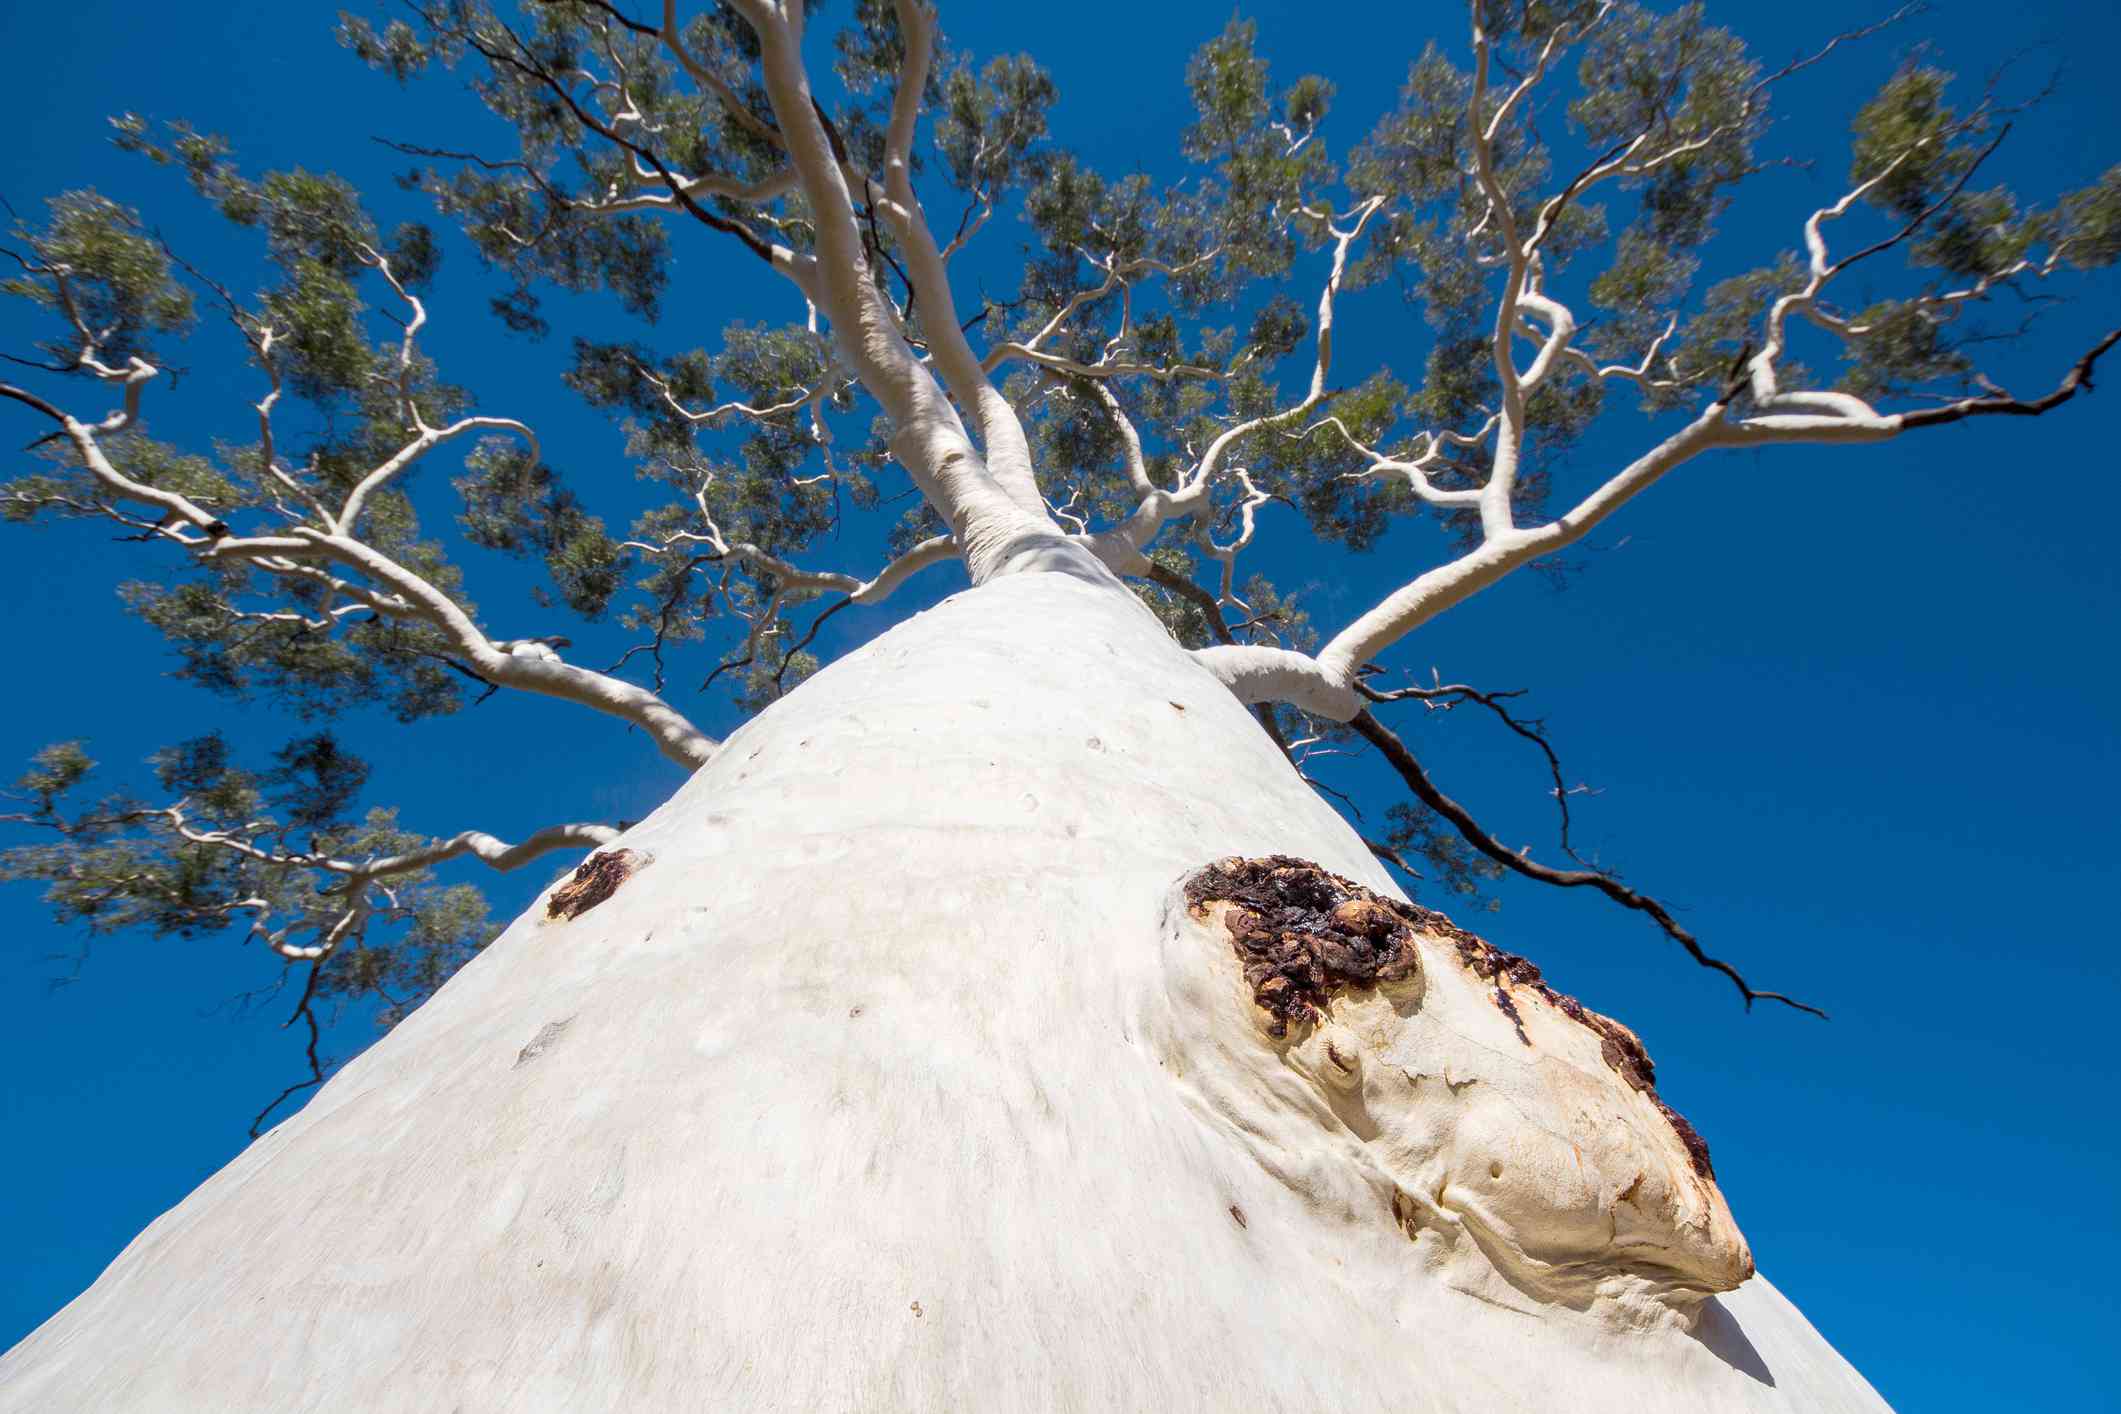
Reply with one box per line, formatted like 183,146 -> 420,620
1,0 -> 2112,1408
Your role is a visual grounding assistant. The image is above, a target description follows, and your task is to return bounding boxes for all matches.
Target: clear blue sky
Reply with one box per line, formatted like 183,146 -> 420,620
1,3 -> 2116,1409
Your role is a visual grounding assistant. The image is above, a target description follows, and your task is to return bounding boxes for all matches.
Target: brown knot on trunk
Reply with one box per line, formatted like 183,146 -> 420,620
1184,856 -> 1423,1037
546,849 -> 643,921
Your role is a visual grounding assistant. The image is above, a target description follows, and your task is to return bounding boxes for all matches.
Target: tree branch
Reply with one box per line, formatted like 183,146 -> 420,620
1349,709 -> 1826,1017
248,960 -> 327,1137
1898,326 -> 2119,428
1360,677 -> 1588,863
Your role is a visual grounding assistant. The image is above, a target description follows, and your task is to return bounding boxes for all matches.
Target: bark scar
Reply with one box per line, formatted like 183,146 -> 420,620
1185,856 -> 1421,1037
1188,855 -> 1718,1181
546,849 -> 643,921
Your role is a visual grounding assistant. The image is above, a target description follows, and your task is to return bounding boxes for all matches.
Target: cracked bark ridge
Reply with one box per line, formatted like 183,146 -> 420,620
1188,855 -> 1716,1181
1184,855 -> 1423,1037
546,849 -> 642,921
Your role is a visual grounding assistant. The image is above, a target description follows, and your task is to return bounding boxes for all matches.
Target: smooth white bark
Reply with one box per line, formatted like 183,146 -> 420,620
0,571 -> 1888,1412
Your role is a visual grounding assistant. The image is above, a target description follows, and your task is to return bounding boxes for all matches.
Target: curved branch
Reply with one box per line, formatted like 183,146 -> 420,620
1190,644 -> 1362,721
346,823 -> 620,877
1316,405 -> 1729,684
292,530 -> 716,769
335,415 -> 538,535
164,809 -> 617,880
872,0 -> 1048,520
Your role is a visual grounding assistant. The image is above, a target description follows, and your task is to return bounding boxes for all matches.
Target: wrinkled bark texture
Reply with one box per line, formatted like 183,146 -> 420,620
0,572 -> 1889,1412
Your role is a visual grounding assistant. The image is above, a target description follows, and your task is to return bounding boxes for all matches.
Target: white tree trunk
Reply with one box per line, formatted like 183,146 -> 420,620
0,573 -> 1890,1412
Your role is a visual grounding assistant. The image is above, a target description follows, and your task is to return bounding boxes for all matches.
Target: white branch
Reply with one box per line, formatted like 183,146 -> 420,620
335,415 -> 539,535
733,0 -> 1082,586
1310,416 -> 1487,509
872,0 -> 1049,523
627,484 -> 958,608
288,529 -> 716,769
354,823 -> 621,877
1077,200 -> 1382,576
1191,645 -> 1362,721
167,808 -> 618,881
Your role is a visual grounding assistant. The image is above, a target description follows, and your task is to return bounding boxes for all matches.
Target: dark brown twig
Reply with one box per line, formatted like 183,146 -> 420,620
1900,326 -> 2119,428
1349,709 -> 1827,1018
1359,677 -> 1587,862
248,961 -> 329,1137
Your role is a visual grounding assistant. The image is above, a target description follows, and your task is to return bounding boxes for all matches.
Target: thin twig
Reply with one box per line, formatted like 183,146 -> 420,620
1349,710 -> 1826,1017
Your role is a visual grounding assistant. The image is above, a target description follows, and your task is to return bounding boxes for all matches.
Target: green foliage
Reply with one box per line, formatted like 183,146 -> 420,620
2057,166 -> 2121,268
262,733 -> 372,831
153,733 -> 260,817
1270,370 -> 1414,552
1245,294 -> 1308,362
264,258 -> 377,397
1382,800 -> 1505,907
14,742 -> 95,814
1175,19 -> 1333,279
1838,299 -> 1969,401
1346,47 -> 1469,217
936,54 -> 1056,195
455,439 -> 625,618
0,734 -> 499,1036
119,575 -> 469,722
1,191 -> 195,363
1587,230 -> 1695,366
1849,65 -> 1973,221
336,12 -> 437,82
1571,3 -> 1756,247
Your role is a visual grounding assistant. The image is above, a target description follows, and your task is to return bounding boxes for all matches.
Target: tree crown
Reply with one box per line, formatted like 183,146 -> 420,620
4,0 -> 2115,1128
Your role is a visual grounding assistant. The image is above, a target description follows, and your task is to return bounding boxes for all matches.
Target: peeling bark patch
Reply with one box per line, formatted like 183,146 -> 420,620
1450,931 -> 1716,1181
514,1017 -> 574,1068
1185,856 -> 1422,1038
547,849 -> 642,921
